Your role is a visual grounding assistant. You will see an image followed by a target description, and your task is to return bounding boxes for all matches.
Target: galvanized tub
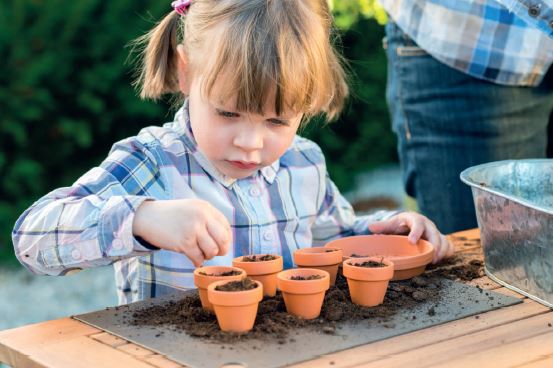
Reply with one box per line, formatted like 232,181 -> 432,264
460,159 -> 553,308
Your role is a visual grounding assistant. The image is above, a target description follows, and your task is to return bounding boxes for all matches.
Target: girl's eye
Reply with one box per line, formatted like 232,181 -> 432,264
268,118 -> 289,127
216,109 -> 239,118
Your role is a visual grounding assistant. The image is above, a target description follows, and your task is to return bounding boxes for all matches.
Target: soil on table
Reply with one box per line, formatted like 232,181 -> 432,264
132,245 -> 486,344
426,236 -> 485,281
242,254 -> 278,262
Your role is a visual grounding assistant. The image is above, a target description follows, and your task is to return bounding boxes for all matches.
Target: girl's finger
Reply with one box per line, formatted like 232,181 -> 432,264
206,218 -> 231,256
369,215 -> 409,234
432,235 -> 453,263
406,215 -> 425,243
443,236 -> 455,258
208,206 -> 233,249
184,245 -> 205,268
197,228 -> 219,260
423,223 -> 441,248
368,218 -> 396,234
432,242 -> 442,264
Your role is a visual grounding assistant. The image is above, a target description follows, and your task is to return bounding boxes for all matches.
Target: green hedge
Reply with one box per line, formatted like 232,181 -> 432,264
0,1 -> 395,264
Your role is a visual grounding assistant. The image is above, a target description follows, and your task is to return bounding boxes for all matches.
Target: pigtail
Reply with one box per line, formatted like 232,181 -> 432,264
131,11 -> 182,99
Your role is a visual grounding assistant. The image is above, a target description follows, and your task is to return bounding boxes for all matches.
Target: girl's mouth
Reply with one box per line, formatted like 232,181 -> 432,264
227,161 -> 259,170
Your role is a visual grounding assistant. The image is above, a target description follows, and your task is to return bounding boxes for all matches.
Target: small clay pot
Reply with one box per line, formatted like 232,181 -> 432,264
232,254 -> 283,297
193,266 -> 246,311
343,257 -> 394,307
276,268 -> 330,319
325,235 -> 434,280
293,247 -> 343,286
207,279 -> 263,333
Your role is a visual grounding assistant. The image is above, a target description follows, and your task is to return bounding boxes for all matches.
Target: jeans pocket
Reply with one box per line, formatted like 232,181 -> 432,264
396,45 -> 428,57
385,20 -> 428,57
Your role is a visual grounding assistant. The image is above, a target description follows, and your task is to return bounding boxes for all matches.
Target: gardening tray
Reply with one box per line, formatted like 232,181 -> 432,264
74,279 -> 519,368
461,159 -> 553,308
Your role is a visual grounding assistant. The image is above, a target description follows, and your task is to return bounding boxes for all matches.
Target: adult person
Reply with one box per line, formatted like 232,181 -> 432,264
379,0 -> 553,233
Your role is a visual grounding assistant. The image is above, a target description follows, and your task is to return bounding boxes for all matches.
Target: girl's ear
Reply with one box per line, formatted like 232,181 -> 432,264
176,44 -> 191,95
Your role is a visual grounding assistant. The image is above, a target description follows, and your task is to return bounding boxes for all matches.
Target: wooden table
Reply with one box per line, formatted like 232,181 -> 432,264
2,229 -> 553,368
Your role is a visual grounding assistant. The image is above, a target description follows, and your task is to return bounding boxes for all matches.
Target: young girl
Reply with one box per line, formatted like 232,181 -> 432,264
13,0 -> 453,304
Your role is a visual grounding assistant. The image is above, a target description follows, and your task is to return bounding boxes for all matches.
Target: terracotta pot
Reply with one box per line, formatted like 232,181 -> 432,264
325,235 -> 434,280
232,254 -> 283,297
343,257 -> 394,307
276,268 -> 330,319
293,247 -> 343,286
193,266 -> 246,311
207,279 -> 263,333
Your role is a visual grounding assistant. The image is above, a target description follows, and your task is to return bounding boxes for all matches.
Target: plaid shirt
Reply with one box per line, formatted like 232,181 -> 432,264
13,102 -> 392,304
380,0 -> 553,86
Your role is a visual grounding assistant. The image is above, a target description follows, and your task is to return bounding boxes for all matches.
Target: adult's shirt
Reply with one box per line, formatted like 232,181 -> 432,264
380,0 -> 553,86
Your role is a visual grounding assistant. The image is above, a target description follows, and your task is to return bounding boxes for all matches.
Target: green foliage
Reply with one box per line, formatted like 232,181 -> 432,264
0,1 -> 395,264
0,0 -> 170,264
329,0 -> 387,29
304,15 -> 395,192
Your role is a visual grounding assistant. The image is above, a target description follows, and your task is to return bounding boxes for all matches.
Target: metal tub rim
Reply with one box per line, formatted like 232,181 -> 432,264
460,158 -> 553,216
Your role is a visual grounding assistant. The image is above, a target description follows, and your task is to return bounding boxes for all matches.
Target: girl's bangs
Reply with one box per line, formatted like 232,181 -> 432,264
199,52 -> 317,118
196,16 -> 335,119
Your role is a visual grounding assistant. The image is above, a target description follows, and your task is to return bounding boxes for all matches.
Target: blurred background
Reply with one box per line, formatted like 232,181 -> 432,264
0,0 -> 404,331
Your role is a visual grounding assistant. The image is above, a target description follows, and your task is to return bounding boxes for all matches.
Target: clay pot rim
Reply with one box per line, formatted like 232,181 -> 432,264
207,279 -> 263,306
193,266 -> 246,289
293,247 -> 343,267
232,254 -> 283,275
325,234 -> 434,271
343,256 -> 395,281
277,268 -> 330,294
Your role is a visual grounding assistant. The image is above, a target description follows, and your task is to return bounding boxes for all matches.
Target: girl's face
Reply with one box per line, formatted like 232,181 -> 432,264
187,75 -> 303,180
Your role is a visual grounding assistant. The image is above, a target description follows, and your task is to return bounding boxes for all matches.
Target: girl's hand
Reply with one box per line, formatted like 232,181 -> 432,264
132,199 -> 232,267
368,211 -> 454,263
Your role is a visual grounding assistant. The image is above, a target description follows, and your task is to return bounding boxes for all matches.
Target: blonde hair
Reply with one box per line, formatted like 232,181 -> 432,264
133,0 -> 348,121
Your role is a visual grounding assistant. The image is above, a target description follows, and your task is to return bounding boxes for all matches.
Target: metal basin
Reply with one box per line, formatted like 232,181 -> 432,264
461,159 -> 553,308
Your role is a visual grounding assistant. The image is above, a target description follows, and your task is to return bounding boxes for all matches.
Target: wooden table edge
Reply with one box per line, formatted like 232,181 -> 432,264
3,228 -> 545,368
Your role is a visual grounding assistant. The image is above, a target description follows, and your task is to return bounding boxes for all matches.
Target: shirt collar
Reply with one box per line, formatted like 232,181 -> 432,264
174,100 -> 280,188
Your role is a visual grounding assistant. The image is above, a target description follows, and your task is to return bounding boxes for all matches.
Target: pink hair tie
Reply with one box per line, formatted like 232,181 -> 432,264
171,0 -> 191,16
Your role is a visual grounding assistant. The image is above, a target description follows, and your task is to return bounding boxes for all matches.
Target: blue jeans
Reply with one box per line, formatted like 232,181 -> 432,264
385,21 -> 553,234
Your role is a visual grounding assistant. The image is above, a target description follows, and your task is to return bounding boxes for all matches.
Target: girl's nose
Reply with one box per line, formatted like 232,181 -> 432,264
233,128 -> 264,151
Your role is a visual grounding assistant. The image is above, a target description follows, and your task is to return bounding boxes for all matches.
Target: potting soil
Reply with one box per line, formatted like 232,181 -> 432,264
74,253 -> 520,368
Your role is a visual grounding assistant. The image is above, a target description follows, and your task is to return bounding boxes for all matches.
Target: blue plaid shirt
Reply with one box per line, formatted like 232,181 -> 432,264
380,0 -> 553,86
13,102 -> 392,304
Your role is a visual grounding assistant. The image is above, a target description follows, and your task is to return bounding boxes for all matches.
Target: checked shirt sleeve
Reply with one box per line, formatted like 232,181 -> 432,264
496,0 -> 553,37
311,173 -> 397,246
12,137 -> 166,276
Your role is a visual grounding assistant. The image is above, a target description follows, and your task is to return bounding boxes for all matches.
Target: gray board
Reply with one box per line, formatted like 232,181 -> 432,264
74,279 -> 520,368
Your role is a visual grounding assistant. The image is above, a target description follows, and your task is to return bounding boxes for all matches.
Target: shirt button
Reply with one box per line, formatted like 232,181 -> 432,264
263,232 -> 274,241
528,5 -> 540,17
71,249 -> 82,260
249,186 -> 261,197
113,240 -> 123,250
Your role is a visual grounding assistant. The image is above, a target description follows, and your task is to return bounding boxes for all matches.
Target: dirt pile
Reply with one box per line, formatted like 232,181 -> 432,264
132,251 -> 486,343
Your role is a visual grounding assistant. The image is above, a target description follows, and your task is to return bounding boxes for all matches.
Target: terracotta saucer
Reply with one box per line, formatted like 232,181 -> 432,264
324,235 -> 434,280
